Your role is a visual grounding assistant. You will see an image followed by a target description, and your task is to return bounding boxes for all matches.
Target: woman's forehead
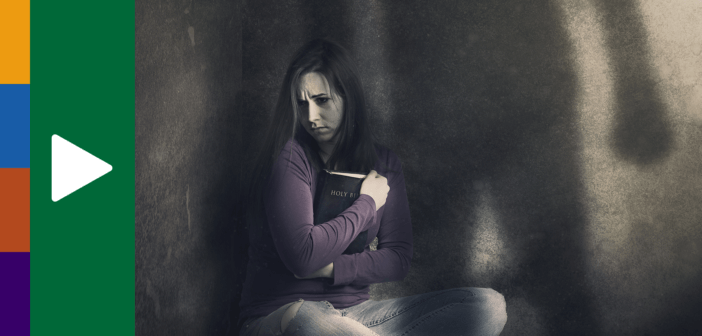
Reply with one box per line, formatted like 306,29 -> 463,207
298,72 -> 332,99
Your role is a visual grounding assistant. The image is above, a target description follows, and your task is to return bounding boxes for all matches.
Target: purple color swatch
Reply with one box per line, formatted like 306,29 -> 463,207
0,252 -> 30,335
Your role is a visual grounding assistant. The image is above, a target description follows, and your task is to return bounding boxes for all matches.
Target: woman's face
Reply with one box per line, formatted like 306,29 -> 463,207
297,72 -> 344,147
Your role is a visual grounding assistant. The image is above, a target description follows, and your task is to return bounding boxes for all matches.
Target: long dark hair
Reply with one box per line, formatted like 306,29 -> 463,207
246,39 -> 379,212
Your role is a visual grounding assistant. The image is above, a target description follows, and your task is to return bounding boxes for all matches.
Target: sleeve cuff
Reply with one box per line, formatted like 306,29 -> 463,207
331,254 -> 356,286
356,194 -> 376,212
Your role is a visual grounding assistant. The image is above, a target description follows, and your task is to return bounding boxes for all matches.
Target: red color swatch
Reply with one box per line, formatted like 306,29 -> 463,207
0,168 -> 30,252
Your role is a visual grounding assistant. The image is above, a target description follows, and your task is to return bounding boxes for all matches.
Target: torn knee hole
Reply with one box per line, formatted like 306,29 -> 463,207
281,300 -> 304,333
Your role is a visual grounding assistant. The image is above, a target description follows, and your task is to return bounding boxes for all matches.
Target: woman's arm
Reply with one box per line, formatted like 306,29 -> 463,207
265,141 -> 378,278
330,150 -> 413,286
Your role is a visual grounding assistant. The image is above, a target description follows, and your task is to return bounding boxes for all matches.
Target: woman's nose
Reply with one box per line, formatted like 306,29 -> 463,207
308,103 -> 321,122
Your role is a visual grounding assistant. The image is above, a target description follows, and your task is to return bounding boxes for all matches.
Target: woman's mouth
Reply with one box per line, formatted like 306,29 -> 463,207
312,127 -> 333,137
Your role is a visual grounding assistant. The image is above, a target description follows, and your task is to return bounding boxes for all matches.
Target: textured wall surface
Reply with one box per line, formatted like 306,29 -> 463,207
136,0 -> 702,335
135,0 -> 241,334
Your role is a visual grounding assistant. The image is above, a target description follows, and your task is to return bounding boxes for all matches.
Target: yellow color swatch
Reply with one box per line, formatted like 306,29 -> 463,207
0,0 -> 30,84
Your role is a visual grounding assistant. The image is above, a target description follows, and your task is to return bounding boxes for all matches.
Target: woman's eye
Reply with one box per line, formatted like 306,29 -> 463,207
316,98 -> 329,104
297,100 -> 308,107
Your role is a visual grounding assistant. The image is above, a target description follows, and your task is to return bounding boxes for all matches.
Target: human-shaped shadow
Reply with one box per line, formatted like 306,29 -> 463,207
594,0 -> 673,165
377,1 -> 601,335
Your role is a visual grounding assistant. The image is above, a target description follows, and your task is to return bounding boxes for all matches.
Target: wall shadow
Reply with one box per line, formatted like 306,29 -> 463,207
594,0 -> 673,165
379,0 -> 599,335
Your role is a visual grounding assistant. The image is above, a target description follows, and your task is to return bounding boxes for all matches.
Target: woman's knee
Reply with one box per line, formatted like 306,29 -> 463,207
281,300 -> 304,333
473,288 -> 507,326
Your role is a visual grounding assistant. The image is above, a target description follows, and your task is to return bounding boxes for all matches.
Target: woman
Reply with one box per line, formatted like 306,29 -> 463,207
239,39 -> 507,336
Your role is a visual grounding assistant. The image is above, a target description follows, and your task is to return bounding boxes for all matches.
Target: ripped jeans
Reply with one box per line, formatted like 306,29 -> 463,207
239,287 -> 507,336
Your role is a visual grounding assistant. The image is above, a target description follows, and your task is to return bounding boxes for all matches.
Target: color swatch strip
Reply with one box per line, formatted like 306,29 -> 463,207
0,1 -> 29,84
0,253 -> 30,335
0,85 -> 30,168
0,168 -> 30,251
1,1 -> 30,335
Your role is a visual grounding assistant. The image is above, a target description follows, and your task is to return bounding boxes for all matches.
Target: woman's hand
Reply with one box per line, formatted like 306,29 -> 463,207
294,262 -> 334,279
360,170 -> 390,210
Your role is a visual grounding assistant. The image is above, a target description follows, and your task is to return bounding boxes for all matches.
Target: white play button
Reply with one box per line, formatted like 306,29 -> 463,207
51,134 -> 113,202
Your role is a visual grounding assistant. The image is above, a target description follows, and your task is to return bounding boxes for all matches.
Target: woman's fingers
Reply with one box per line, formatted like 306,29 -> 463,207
366,170 -> 377,179
360,170 -> 389,210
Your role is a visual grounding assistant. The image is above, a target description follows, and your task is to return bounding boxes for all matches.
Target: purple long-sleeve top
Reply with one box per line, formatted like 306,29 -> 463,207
239,139 -> 413,321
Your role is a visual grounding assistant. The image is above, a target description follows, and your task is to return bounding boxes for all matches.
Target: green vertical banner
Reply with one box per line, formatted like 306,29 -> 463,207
31,1 -> 135,335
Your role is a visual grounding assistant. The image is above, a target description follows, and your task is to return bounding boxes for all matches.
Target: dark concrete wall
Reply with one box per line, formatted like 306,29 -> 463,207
135,0 -> 241,334
136,0 -> 702,335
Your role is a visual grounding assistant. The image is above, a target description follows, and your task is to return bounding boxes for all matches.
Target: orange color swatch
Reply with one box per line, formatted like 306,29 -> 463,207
0,0 -> 30,84
0,169 -> 30,252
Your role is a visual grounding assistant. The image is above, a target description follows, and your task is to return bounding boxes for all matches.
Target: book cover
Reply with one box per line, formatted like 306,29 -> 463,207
313,169 -> 369,254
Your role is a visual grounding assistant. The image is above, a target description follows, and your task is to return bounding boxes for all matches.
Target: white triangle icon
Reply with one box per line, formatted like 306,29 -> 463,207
52,134 -> 113,202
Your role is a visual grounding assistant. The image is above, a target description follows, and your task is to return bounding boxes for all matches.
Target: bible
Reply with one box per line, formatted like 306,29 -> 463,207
313,169 -> 370,254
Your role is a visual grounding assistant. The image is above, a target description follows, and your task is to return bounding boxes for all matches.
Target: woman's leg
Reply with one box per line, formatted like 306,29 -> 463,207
342,287 -> 507,336
240,299 -> 379,336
